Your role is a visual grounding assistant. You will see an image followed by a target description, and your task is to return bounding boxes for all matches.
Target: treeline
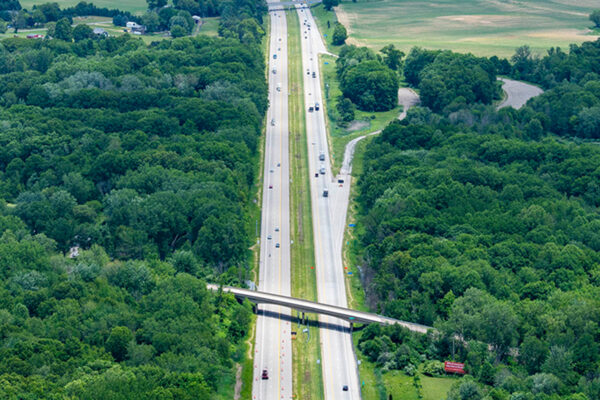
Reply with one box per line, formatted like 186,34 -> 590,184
0,6 -> 267,397
354,42 -> 600,399
142,0 -> 267,40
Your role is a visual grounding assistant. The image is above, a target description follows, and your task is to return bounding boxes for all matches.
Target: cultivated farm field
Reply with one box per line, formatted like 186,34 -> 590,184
335,0 -> 600,57
20,0 -> 148,14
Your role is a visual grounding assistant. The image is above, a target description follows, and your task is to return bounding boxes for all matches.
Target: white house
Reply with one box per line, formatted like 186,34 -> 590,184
126,21 -> 141,29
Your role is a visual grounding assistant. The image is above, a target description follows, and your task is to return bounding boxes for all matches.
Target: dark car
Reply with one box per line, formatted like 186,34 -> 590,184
275,243 -> 280,248
315,103 -> 320,110
342,385 -> 348,391
312,72 -> 316,78
262,369 -> 269,380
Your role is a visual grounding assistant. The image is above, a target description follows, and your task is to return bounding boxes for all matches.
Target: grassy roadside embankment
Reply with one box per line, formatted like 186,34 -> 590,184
287,10 -> 325,400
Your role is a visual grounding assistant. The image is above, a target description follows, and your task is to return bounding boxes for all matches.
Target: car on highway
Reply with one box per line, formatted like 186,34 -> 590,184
306,69 -> 310,75
269,184 -> 273,189
276,84 -> 281,92
312,72 -> 316,78
323,189 -> 329,197
273,54 -> 277,59
319,165 -> 326,174
342,385 -> 348,391
270,168 -> 274,173
275,243 -> 280,248
271,118 -> 275,126
319,151 -> 325,161
267,234 -> 272,240
308,106 -> 314,112
315,102 -> 320,111
275,227 -> 279,232
262,369 -> 269,380
272,68 -> 276,74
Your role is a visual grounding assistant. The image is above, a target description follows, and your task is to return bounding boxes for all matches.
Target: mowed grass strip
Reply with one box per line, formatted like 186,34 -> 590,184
287,10 -> 324,400
336,0 -> 599,57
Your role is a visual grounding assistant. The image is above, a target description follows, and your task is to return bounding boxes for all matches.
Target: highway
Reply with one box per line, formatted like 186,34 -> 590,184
296,5 -> 361,399
252,6 -> 292,399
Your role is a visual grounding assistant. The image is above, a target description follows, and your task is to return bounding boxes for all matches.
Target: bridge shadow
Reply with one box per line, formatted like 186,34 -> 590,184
257,308 -> 366,332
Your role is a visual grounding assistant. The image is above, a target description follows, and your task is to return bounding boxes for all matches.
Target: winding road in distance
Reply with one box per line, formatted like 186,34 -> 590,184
497,77 -> 543,109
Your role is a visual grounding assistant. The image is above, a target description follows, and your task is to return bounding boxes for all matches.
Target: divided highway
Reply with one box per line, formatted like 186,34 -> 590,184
253,7 -> 292,399
296,5 -> 361,399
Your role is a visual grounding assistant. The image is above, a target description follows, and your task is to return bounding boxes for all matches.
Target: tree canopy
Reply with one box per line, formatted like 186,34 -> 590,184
354,39 -> 600,399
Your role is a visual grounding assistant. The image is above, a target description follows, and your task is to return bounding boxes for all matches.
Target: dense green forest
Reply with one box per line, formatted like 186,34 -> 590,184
355,39 -> 600,399
0,0 -> 266,396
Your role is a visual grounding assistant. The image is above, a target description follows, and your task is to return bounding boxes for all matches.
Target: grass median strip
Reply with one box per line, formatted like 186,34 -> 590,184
287,10 -> 325,400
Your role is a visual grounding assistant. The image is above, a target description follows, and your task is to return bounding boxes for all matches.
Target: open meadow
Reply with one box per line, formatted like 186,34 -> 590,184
335,0 -> 600,57
20,0 -> 148,14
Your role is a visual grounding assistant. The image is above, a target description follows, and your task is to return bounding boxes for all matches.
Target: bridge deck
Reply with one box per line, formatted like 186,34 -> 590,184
207,284 -> 431,333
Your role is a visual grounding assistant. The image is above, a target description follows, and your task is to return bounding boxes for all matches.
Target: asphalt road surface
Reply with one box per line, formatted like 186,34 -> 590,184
297,5 -> 361,399
252,7 -> 293,400
497,77 -> 543,109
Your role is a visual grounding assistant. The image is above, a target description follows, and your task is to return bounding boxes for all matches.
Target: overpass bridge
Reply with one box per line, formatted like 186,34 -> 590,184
268,0 -> 322,10
207,284 -> 431,333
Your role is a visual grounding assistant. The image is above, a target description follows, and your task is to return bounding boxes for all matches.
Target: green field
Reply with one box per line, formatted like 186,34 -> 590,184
20,0 -> 148,14
335,0 -> 600,57
196,17 -> 220,36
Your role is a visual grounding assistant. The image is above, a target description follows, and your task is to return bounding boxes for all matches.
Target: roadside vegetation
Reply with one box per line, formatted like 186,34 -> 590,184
287,10 -> 324,400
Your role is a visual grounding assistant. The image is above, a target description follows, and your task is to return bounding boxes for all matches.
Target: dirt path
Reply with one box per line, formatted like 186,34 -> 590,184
233,363 -> 242,400
497,77 -> 543,110
398,87 -> 420,120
